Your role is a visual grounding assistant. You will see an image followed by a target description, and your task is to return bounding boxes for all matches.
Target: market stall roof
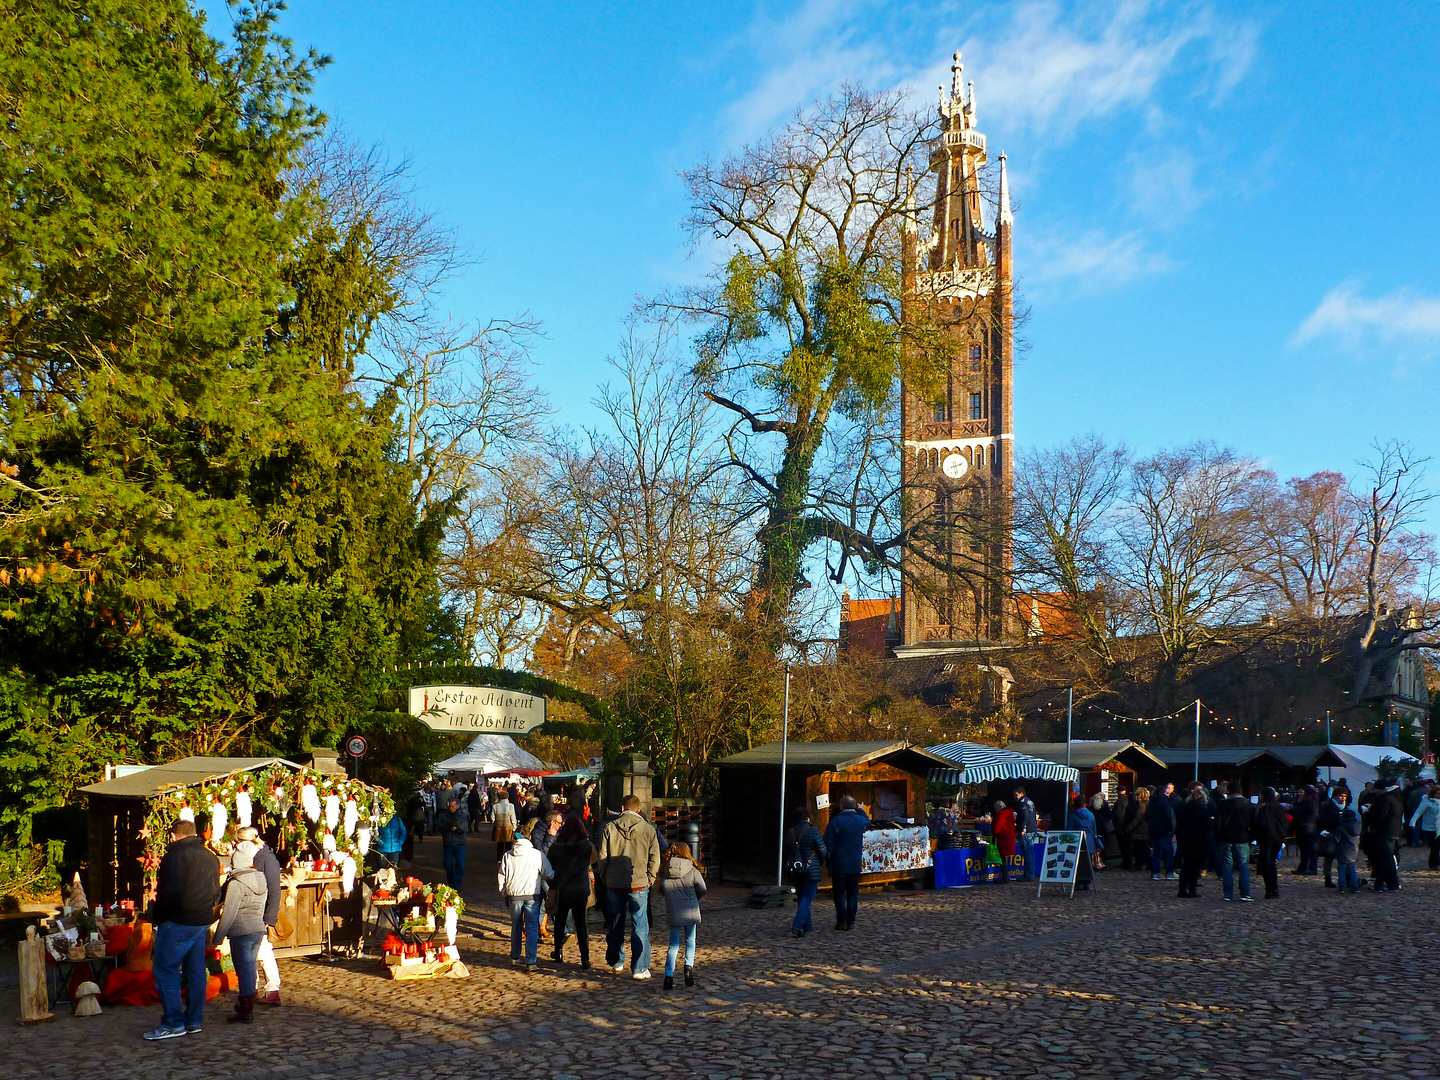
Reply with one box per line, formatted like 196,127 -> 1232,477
716,740 -> 952,776
1264,745 -> 1348,769
434,734 -> 547,775
546,766 -> 599,783
79,757 -> 296,800
1147,747 -> 1286,768
925,741 -> 1079,786
1006,740 -> 1166,771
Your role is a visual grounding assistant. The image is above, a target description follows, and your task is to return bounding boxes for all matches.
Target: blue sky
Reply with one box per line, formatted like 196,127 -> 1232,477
219,0 -> 1439,530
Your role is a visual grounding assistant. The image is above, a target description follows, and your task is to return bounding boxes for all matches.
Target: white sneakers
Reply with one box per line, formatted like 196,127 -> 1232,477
632,969 -> 651,980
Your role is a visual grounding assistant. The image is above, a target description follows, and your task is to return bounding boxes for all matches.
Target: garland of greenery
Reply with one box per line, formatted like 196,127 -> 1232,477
138,765 -> 395,886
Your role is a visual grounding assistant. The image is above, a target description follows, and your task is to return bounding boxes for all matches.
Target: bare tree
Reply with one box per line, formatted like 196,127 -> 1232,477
1249,470 -> 1366,623
1014,434 -> 1130,667
1112,442 -> 1267,706
1350,440 -> 1438,699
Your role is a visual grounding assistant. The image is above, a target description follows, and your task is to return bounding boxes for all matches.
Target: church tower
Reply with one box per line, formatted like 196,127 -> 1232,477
896,51 -> 1015,652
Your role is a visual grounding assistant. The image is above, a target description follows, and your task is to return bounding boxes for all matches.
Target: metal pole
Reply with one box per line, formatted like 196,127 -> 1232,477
776,666 -> 791,887
1065,687 -> 1074,798
1326,711 -> 1332,784
1194,699 -> 1201,783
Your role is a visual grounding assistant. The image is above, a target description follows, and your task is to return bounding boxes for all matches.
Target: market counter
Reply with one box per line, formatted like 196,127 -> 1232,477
933,838 -> 1046,887
270,873 -> 339,958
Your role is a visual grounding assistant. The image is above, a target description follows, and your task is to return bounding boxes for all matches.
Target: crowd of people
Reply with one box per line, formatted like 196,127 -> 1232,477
1076,774 -> 1438,899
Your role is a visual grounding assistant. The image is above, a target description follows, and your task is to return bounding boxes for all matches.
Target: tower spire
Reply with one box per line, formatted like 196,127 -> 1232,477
950,51 -> 964,102
998,154 -> 1012,226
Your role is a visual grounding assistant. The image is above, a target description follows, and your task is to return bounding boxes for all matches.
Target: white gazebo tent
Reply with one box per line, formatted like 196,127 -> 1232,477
434,734 -> 548,778
1326,744 -> 1421,790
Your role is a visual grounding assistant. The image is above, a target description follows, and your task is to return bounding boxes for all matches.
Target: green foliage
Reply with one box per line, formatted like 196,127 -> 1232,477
346,712 -> 457,801
0,1 -> 454,845
0,842 -> 62,904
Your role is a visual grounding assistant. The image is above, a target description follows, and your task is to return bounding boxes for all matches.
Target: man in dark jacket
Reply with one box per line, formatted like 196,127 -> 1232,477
1011,787 -> 1039,880
434,799 -> 469,888
1215,785 -> 1254,901
144,818 -> 221,1040
1290,788 -> 1320,876
823,796 -> 870,931
1364,778 -> 1404,892
1146,784 -> 1177,881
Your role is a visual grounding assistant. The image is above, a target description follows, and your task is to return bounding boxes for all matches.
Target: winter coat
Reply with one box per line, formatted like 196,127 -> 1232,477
252,842 -> 282,928
1113,794 -> 1131,833
405,793 -> 426,827
547,838 -> 594,904
992,807 -> 1017,858
1145,794 -> 1176,840
1217,796 -> 1255,845
1290,798 -> 1319,834
1253,802 -> 1289,846
1331,805 -> 1362,865
596,810 -> 662,891
1013,796 -> 1039,835
1066,808 -> 1098,856
1175,800 -> 1214,857
1364,787 -> 1405,840
213,867 -> 268,942
822,808 -> 871,875
376,813 -> 406,856
660,856 -> 707,926
434,806 -> 468,847
497,836 -> 554,901
1124,799 -> 1150,839
1316,798 -> 1342,836
530,817 -> 559,856
789,823 -> 828,882
490,798 -> 517,841
1410,796 -> 1440,834
152,835 -> 221,927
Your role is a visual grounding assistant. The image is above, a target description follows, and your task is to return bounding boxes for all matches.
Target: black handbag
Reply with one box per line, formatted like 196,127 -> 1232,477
1317,833 -> 1337,858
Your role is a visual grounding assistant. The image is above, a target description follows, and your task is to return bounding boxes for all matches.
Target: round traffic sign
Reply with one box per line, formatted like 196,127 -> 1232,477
344,735 -> 368,758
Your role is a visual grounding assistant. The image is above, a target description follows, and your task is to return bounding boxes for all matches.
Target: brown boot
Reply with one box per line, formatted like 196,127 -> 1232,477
227,994 -> 256,1024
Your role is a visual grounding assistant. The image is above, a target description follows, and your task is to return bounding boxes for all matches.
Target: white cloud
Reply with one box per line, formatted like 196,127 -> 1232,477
1030,228 -> 1174,287
1291,284 -> 1440,351
1126,146 -> 1203,225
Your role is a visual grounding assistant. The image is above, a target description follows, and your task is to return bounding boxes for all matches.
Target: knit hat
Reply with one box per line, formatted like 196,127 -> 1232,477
231,840 -> 258,870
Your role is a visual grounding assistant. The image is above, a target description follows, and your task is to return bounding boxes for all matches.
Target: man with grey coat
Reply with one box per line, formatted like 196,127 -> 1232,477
596,795 -> 661,978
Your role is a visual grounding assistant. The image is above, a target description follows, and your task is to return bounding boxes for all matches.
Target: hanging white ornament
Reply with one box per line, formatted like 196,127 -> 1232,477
324,793 -> 340,832
210,799 -> 227,841
235,790 -> 252,829
341,854 -> 356,897
343,797 -> 358,839
444,905 -> 457,946
301,781 -> 321,823
178,804 -> 194,823
321,829 -> 336,853
356,825 -> 371,856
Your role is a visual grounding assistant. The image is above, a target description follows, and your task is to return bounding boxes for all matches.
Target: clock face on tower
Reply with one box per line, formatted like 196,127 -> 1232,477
941,453 -> 968,479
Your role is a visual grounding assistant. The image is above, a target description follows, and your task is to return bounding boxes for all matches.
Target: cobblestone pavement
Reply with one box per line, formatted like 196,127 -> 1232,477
7,837 -> 1439,1080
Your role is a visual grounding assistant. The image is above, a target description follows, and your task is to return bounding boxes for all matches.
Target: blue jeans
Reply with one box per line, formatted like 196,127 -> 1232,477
1219,842 -> 1251,899
228,931 -> 264,998
152,922 -> 209,1030
665,924 -> 696,977
508,898 -> 540,963
443,842 -> 466,887
1016,834 -> 1037,878
1337,862 -> 1358,889
605,888 -> 651,972
792,879 -> 819,933
1151,835 -> 1175,875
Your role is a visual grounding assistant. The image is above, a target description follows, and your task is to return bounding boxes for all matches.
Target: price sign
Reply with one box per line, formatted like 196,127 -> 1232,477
344,735 -> 368,759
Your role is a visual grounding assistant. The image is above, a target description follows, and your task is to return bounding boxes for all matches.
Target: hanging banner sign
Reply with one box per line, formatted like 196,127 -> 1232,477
408,685 -> 547,734
1037,830 -> 1093,897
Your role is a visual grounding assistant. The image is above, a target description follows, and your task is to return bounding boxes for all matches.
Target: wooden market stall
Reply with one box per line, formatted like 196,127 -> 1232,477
1006,740 -> 1168,800
716,741 -> 951,887
80,756 -> 393,958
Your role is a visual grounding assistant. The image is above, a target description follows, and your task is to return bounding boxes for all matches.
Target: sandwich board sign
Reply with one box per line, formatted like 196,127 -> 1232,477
408,685 -> 547,734
1036,830 -> 1094,897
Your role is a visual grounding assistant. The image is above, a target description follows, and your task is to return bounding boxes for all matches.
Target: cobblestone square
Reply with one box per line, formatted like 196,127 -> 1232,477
7,838 -> 1438,1080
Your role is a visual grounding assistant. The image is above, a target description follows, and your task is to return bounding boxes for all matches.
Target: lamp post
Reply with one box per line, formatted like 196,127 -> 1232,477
775,666 -> 791,887
1065,687 -> 1074,798
1193,699 -> 1201,784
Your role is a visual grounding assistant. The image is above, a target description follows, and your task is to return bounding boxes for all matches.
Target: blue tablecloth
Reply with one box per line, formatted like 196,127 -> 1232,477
933,839 -> 1045,887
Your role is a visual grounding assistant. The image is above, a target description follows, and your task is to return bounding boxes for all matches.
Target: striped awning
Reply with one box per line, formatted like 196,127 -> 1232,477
925,741 -> 1079,786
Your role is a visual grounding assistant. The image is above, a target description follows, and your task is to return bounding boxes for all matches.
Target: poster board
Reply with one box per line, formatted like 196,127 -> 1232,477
1036,830 -> 1093,897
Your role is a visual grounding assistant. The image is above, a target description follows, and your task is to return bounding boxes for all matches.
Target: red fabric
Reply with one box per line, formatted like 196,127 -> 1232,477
106,923 -> 134,955
100,968 -> 159,1006
993,807 -> 1017,857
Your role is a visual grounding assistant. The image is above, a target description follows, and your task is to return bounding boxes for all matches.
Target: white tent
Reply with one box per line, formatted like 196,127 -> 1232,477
1326,744 -> 1420,789
434,734 -> 547,776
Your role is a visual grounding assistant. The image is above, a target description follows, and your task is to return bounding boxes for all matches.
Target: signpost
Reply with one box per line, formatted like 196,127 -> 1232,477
343,734 -> 367,779
1037,830 -> 1094,898
408,685 -> 547,734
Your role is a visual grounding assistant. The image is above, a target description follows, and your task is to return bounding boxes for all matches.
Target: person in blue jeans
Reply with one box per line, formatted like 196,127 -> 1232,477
659,841 -> 706,990
1146,783 -> 1177,880
1215,783 -> 1255,901
145,817 -> 220,1040
1329,789 -> 1362,892
498,833 -> 553,970
435,799 -> 469,888
823,796 -> 870,931
213,840 -> 269,1023
787,808 -> 827,936
596,795 -> 661,978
